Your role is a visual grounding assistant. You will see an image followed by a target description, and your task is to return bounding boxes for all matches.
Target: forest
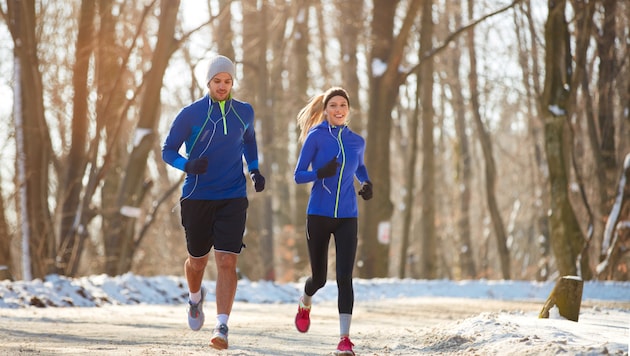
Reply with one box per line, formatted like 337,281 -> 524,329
0,0 -> 628,283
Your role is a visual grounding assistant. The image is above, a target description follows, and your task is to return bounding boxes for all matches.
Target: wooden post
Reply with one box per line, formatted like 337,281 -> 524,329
539,275 -> 584,322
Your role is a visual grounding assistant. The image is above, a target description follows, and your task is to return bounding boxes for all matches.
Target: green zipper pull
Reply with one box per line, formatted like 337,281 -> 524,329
219,100 -> 227,135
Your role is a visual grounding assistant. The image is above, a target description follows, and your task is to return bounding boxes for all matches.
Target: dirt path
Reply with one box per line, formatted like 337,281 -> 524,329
0,298 -> 623,355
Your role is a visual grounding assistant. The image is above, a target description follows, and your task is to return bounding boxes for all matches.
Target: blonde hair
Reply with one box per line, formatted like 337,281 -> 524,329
296,94 -> 325,143
297,87 -> 350,143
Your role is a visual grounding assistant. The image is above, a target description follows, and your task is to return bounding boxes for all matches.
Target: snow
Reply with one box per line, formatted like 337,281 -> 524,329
1,274 -> 629,354
371,58 -> 388,77
548,104 -> 567,116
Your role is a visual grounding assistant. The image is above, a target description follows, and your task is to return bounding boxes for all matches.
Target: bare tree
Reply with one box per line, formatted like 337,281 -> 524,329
104,0 -> 181,275
2,0 -> 628,282
360,0 -> 421,278
0,169 -> 12,279
541,0 -> 591,278
417,0 -> 437,279
287,0 -> 313,281
7,0 -> 56,279
241,0 -> 275,281
513,0 -> 551,281
449,1 -> 476,279
57,0 -> 95,276
466,0 -> 510,279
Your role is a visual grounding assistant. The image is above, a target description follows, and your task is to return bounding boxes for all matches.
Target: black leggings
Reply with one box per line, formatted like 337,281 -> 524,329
304,215 -> 358,314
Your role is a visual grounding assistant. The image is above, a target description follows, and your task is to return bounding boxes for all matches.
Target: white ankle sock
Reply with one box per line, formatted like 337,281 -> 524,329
216,314 -> 229,326
301,294 -> 312,307
189,290 -> 202,304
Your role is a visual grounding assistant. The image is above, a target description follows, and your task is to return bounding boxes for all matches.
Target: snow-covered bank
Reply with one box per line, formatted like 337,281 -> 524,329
1,273 -> 629,308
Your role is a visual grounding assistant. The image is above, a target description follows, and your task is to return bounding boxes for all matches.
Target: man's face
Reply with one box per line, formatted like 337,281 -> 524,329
208,72 -> 233,101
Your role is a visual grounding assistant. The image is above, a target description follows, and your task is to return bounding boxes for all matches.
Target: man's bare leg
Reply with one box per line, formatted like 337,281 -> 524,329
185,254 -> 209,331
185,254 -> 209,294
214,251 -> 238,316
209,251 -> 237,349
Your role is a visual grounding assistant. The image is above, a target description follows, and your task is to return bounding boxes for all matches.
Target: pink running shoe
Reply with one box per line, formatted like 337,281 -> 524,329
294,299 -> 311,333
335,336 -> 355,355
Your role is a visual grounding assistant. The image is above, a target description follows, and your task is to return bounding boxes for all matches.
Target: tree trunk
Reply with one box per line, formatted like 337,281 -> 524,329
8,0 -> 56,279
0,169 -> 12,280
514,0 -> 551,281
97,0 -> 131,276
360,0 -> 397,278
241,0 -> 275,281
466,0 -> 510,279
597,153 -> 630,279
215,0 -> 235,61
105,0 -> 181,275
399,66 -> 421,279
289,0 -> 312,280
58,0 -> 95,276
337,0 -> 364,133
541,0 -> 590,279
239,0 -> 260,280
361,0 -> 420,278
257,0 -> 275,282
597,0 -> 617,177
594,0 -> 619,269
417,0 -> 437,279
451,2 -> 475,279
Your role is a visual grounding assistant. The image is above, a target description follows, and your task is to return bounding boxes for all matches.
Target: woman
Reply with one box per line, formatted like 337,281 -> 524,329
293,87 -> 372,356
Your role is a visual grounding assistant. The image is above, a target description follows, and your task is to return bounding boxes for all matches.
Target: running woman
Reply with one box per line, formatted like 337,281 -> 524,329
293,87 -> 373,355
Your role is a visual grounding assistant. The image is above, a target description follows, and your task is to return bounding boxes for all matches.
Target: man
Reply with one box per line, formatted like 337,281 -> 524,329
162,55 -> 265,350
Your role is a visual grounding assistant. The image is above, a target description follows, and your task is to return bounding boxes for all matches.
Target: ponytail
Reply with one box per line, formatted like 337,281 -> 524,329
297,94 -> 325,143
297,87 -> 350,143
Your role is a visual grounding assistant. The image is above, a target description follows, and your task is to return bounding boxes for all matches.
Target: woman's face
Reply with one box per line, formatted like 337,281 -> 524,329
324,95 -> 349,126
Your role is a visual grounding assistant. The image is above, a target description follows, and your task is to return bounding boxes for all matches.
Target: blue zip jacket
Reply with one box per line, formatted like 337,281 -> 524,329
294,121 -> 370,218
162,94 -> 259,200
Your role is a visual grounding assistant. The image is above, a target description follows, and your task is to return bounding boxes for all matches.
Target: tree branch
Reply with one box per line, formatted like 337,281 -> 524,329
404,0 -> 524,80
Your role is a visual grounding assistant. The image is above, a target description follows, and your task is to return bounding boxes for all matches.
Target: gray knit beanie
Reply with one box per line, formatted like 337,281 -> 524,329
206,55 -> 235,83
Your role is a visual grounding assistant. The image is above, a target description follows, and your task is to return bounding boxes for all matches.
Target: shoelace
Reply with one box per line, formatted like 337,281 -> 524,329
189,302 -> 200,317
339,337 -> 354,350
297,308 -> 309,317
215,324 -> 228,336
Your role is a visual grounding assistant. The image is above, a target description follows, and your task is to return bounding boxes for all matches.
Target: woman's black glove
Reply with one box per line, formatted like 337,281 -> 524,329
317,157 -> 339,179
250,169 -> 266,192
358,180 -> 373,200
185,157 -> 208,174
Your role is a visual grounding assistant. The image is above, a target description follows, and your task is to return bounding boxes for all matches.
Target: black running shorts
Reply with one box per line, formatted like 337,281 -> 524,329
180,197 -> 248,257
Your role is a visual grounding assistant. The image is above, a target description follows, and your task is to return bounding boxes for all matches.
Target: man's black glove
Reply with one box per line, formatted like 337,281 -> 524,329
184,157 -> 208,174
250,169 -> 266,192
317,157 -> 339,179
358,180 -> 373,200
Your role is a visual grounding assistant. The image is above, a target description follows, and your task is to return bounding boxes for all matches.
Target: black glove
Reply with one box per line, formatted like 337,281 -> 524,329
317,157 -> 339,179
250,169 -> 266,192
184,157 -> 208,175
358,180 -> 373,200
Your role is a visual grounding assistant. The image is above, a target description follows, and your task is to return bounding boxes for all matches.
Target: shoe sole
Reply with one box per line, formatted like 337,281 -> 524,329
209,336 -> 228,350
